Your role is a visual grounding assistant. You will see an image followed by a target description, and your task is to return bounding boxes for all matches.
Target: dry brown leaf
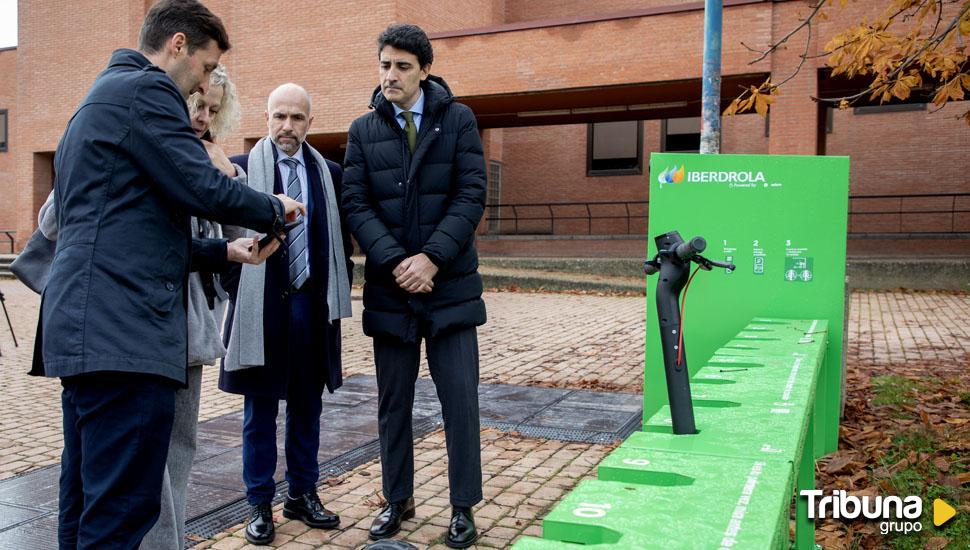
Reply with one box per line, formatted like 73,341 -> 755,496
824,453 -> 856,474
932,457 -> 951,472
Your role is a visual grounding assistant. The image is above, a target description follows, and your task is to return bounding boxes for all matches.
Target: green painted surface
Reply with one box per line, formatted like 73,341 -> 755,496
645,153 -> 849,454
694,336 -> 825,408
629,400 -> 810,463
512,536 -> 653,549
526,317 -> 828,548
537,450 -> 791,548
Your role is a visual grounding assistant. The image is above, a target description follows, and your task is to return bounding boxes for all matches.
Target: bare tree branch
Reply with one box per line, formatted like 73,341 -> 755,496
742,0 -> 826,65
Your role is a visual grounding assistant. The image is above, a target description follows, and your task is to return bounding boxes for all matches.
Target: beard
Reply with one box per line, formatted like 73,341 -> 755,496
272,134 -> 301,154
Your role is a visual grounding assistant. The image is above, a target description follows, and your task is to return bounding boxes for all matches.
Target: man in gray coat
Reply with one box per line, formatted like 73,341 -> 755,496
220,84 -> 353,546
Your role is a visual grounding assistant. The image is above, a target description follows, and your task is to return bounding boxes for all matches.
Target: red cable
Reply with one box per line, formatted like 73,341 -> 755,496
677,265 -> 703,366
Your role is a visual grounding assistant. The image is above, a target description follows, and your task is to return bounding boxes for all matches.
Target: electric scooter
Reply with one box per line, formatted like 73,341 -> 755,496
644,230 -> 734,435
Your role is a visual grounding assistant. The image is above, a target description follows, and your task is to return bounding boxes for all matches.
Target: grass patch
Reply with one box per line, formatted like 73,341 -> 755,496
870,426 -> 968,549
958,391 -> 970,406
871,375 -> 919,408
879,428 -> 939,466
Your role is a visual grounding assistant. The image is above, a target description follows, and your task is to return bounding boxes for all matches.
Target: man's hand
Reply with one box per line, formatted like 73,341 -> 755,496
275,194 -> 306,222
227,236 -> 280,265
204,141 -> 237,177
393,253 -> 438,294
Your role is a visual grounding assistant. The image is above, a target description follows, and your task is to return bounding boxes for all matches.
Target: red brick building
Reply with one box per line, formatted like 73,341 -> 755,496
1,0 -> 968,256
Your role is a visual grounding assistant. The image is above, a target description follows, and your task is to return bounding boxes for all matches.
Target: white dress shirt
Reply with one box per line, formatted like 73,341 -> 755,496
392,89 -> 425,132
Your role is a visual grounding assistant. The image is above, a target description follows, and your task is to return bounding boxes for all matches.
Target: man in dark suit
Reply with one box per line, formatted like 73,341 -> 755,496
219,83 -> 354,546
33,1 -> 303,548
342,24 -> 487,549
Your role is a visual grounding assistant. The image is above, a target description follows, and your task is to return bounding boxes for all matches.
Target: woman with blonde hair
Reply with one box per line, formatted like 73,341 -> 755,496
140,65 -> 278,549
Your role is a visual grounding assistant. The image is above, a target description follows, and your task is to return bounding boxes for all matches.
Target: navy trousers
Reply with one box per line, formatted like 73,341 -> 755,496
242,287 -> 324,505
374,326 -> 482,508
58,372 -> 176,549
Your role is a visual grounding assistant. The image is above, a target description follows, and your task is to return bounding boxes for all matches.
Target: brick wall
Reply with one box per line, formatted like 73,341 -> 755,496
432,3 -> 773,97
827,104 -> 970,235
0,47 -> 16,245
213,0 -> 397,157
491,113 -> 768,234
398,0 -> 502,32
3,0 -> 967,256
505,0 -> 698,23
11,0 -> 148,251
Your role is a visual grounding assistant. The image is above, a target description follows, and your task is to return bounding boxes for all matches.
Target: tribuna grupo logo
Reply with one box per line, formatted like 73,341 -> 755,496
657,164 -> 767,188
800,490 -> 960,535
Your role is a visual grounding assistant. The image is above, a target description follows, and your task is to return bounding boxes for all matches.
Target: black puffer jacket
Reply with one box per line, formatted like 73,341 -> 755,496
342,75 -> 487,342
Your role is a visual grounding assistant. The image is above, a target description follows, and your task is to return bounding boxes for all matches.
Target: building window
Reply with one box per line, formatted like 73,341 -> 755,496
487,160 -> 502,232
661,117 -> 701,152
0,110 -> 7,152
587,121 -> 643,176
852,103 -> 927,115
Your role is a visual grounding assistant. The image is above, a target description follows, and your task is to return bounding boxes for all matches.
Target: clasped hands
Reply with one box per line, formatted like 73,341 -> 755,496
393,253 -> 437,294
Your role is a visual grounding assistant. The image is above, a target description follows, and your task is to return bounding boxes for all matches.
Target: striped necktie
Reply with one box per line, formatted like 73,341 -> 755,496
281,157 -> 308,289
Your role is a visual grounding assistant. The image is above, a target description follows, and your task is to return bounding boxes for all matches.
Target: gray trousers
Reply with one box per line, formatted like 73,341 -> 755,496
374,327 -> 483,508
139,365 -> 203,549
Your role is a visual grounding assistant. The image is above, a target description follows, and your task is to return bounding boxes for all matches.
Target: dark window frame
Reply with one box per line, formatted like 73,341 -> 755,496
0,109 -> 7,152
660,118 -> 701,153
586,120 -> 644,177
487,160 -> 502,231
853,102 -> 927,115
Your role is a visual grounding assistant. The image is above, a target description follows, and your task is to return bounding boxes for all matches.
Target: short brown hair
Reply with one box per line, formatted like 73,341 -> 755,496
139,0 -> 230,54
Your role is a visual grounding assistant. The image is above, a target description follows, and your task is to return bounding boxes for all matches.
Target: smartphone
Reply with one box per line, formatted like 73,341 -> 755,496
256,219 -> 303,249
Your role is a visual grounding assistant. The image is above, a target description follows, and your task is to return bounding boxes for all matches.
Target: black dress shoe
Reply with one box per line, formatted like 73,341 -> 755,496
282,491 -> 340,529
368,497 -> 416,540
245,502 -> 275,545
446,506 -> 477,549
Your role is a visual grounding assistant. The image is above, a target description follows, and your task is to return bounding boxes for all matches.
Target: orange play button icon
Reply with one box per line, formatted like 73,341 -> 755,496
933,499 -> 956,527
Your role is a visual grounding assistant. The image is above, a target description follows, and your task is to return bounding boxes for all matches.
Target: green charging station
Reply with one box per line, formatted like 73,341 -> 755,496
513,153 -> 850,549
645,153 -> 850,455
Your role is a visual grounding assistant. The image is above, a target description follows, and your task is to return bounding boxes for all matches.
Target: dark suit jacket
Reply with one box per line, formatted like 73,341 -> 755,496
219,143 -> 353,399
34,49 -> 284,383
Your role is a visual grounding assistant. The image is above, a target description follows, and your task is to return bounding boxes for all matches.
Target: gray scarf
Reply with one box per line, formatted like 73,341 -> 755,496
224,138 -> 352,371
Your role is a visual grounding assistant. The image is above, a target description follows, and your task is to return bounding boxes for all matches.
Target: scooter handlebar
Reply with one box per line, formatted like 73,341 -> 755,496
675,236 -> 706,261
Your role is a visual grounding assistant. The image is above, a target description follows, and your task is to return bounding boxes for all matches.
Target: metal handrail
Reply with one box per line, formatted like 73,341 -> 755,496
485,200 -> 648,235
848,192 -> 969,235
0,230 -> 15,253
483,193 -> 970,237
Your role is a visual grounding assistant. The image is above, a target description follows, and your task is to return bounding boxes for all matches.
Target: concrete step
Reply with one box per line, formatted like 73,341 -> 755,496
4,254 -> 967,291
0,254 -> 14,280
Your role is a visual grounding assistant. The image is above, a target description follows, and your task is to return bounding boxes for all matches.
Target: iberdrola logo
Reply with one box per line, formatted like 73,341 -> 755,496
658,165 -> 685,187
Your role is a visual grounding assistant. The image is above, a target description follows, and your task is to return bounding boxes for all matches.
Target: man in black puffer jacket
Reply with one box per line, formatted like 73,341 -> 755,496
342,23 -> 486,549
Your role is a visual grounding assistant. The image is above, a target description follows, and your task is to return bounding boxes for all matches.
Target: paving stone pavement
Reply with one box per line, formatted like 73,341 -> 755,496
192,429 -> 614,550
0,281 -> 646,482
1,280 -> 969,548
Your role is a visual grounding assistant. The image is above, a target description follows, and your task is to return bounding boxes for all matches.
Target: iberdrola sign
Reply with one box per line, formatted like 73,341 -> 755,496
657,163 -> 768,188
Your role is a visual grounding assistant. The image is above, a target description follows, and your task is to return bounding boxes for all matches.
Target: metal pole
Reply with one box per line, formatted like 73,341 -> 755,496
700,0 -> 723,154
0,291 -> 16,351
